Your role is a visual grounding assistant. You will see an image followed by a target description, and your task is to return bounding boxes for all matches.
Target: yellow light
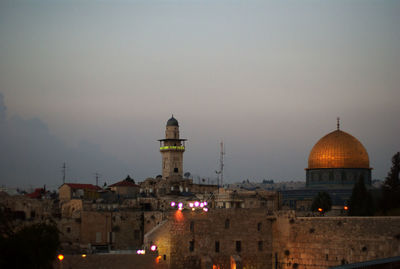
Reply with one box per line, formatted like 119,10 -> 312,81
344,206 -> 349,211
160,146 -> 185,150
58,254 -> 64,261
81,254 -> 87,258
318,208 -> 323,212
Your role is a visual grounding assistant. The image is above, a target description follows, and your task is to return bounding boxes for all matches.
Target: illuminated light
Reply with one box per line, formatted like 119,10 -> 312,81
194,201 -> 200,207
318,208 -> 323,212
150,245 -> 157,251
203,207 -> 208,212
174,209 -> 184,221
58,254 -> 64,261
136,250 -> 145,255
178,207 -> 183,211
81,254 -> 87,258
160,146 -> 185,150
200,203 -> 204,208
178,202 -> 183,208
156,255 -> 162,264
344,206 -> 349,211
170,201 -> 176,207
204,201 -> 208,206
189,203 -> 194,208
192,208 -> 195,211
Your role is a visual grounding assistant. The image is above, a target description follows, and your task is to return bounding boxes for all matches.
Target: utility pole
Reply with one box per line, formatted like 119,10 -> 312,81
62,162 -> 66,185
95,172 -> 100,186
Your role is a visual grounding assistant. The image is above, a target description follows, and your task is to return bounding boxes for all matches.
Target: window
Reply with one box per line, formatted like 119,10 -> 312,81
257,222 -> 262,231
174,168 -> 179,173
189,240 -> 195,252
236,241 -> 241,252
134,230 -> 140,240
258,241 -> 263,251
190,221 -> 194,232
225,219 -> 230,229
96,232 -> 102,243
215,241 -> 220,253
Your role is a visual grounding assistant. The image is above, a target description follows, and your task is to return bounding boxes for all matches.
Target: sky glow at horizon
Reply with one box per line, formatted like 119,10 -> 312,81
0,0 -> 399,189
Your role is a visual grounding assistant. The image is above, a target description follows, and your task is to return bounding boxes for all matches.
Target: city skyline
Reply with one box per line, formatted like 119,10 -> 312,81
1,0 -> 399,188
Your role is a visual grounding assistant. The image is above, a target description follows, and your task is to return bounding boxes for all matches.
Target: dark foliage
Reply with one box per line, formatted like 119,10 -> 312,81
311,191 -> 332,212
380,152 -> 400,214
0,208 -> 60,269
349,175 -> 374,216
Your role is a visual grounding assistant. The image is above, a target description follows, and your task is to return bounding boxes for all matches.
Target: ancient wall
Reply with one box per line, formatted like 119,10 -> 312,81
146,208 -> 274,269
112,211 -> 143,250
272,212 -> 400,269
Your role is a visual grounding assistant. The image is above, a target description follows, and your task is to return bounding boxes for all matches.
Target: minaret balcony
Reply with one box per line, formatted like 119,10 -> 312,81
160,146 -> 185,151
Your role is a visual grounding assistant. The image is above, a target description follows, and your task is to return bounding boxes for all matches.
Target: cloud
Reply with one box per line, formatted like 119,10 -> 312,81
0,93 -> 130,189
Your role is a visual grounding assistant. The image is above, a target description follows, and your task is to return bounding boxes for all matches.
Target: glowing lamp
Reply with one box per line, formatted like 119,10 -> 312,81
194,201 -> 200,207
150,245 -> 157,251
136,250 -> 145,255
200,202 -> 204,208
57,254 -> 64,261
204,201 -> 208,206
81,254 -> 87,258
192,208 -> 195,211
318,208 -> 323,212
189,203 -> 194,208
203,207 -> 208,212
178,202 -> 183,208
170,201 -> 176,207
344,206 -> 349,211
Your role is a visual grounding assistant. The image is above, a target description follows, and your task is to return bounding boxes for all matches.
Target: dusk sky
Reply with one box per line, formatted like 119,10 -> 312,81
1,0 -> 399,190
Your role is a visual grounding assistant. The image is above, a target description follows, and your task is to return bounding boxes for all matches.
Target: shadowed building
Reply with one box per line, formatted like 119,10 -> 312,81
306,119 -> 372,189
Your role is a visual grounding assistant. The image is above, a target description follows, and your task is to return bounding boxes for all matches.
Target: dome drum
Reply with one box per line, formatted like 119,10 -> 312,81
306,168 -> 371,188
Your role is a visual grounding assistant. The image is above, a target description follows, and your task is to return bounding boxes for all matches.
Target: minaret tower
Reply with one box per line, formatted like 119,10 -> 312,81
158,115 -> 187,180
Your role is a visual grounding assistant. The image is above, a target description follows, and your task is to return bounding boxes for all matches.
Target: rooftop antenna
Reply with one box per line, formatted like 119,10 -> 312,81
220,140 -> 225,187
337,117 -> 340,130
95,172 -> 101,186
215,140 -> 226,190
62,162 -> 66,184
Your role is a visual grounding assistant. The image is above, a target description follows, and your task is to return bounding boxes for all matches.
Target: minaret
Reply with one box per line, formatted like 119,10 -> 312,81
158,115 -> 187,180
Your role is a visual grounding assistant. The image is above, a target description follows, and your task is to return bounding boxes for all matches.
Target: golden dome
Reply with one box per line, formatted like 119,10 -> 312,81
308,129 -> 370,169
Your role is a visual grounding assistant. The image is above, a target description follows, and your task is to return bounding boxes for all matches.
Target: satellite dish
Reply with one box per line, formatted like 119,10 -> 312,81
184,172 -> 191,178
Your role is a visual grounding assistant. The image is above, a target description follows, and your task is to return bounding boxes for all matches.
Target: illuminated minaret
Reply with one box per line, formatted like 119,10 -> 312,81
158,115 -> 186,180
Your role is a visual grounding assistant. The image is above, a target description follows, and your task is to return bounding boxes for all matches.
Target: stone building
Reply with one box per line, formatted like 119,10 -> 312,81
109,175 -> 140,198
59,183 -> 101,202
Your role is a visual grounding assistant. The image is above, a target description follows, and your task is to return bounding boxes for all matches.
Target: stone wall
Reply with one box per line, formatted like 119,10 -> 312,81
145,208 -> 274,269
272,212 -> 400,269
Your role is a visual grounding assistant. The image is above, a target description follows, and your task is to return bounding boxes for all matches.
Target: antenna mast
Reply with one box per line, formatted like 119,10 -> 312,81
95,172 -> 100,186
219,140 -> 225,187
62,162 -> 66,184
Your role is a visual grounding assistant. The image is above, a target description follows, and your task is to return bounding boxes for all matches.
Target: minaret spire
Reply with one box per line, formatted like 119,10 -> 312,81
337,117 -> 340,130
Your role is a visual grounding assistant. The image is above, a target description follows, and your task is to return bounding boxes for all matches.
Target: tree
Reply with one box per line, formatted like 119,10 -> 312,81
0,207 -> 60,269
311,192 -> 332,212
380,152 -> 400,213
349,175 -> 374,216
